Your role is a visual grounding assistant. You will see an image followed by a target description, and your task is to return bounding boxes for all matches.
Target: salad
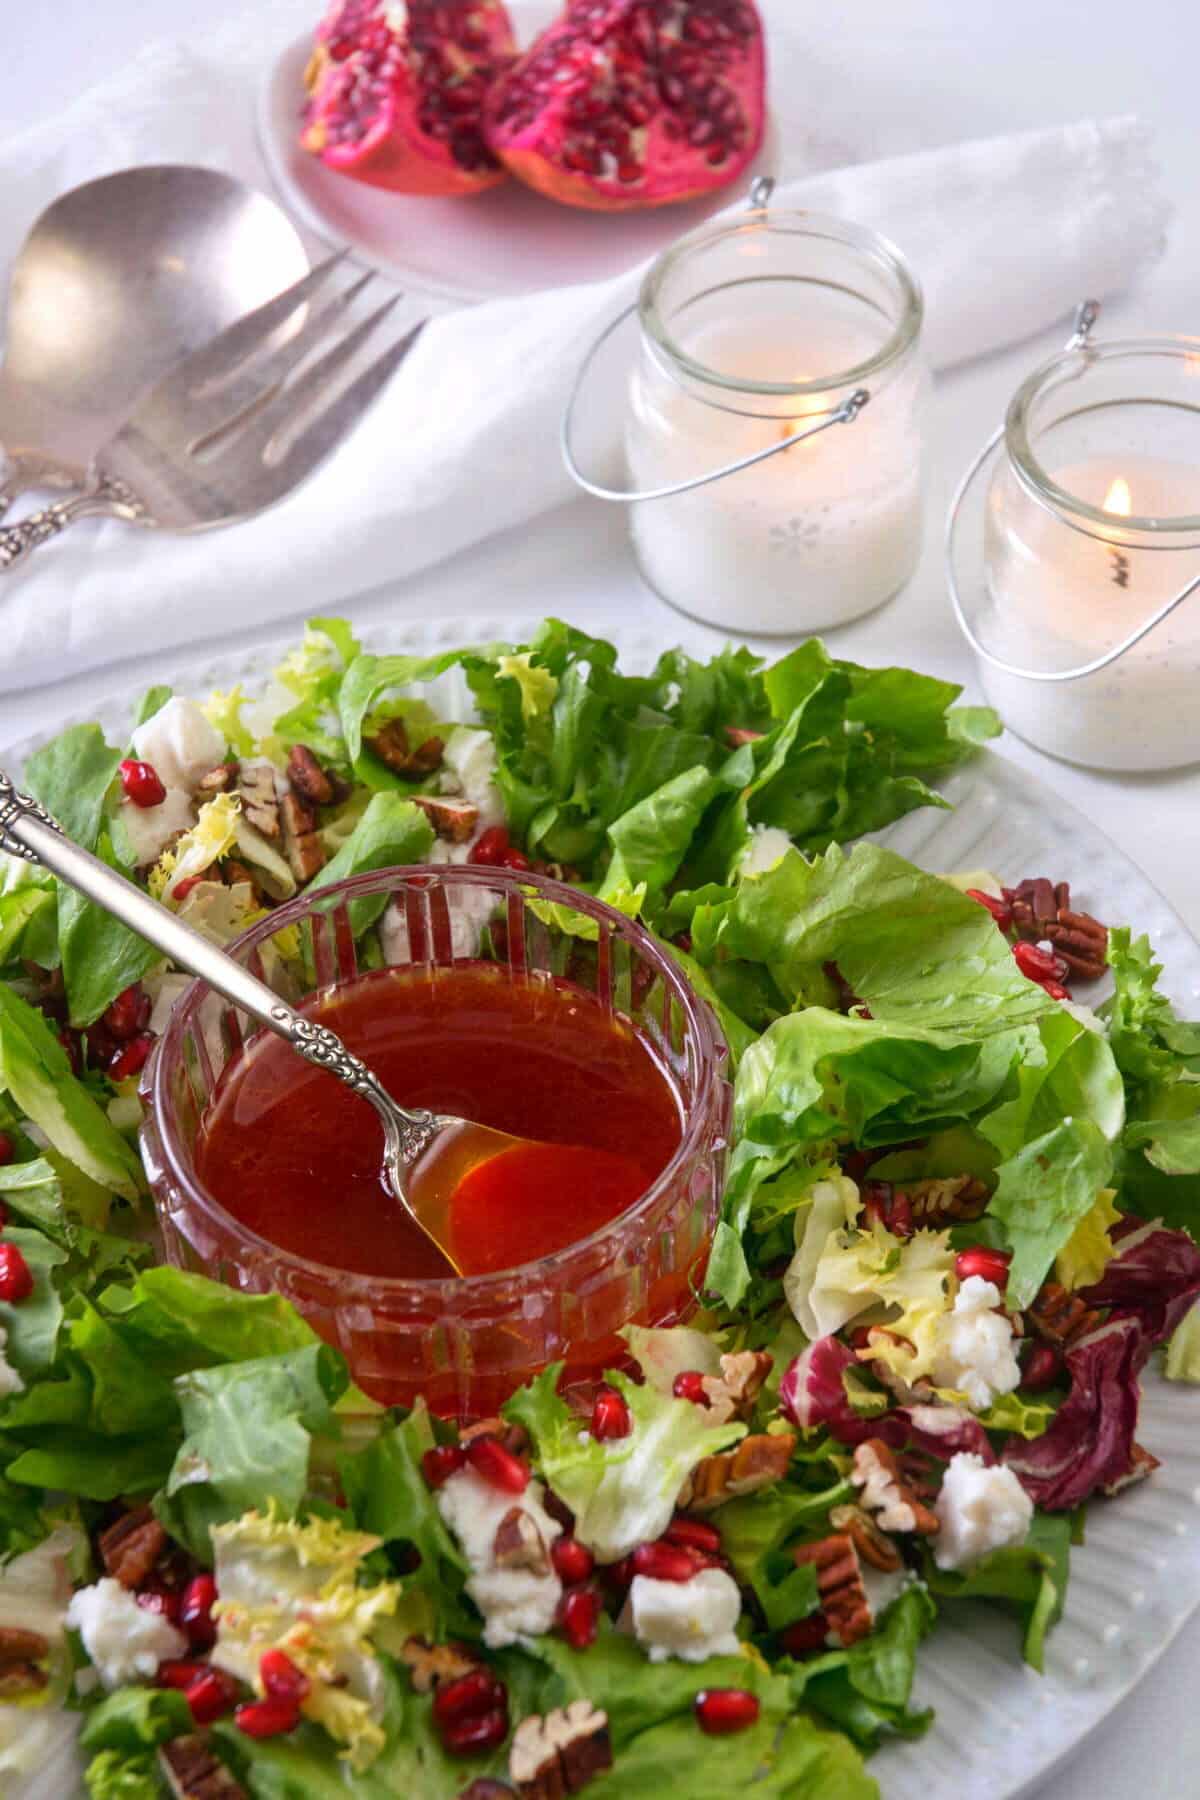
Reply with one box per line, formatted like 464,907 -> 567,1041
1,617 -> 1199,1800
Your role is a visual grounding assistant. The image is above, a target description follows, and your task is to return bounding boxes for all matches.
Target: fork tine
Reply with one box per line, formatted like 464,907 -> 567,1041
162,250 -> 351,399
249,320 -> 427,502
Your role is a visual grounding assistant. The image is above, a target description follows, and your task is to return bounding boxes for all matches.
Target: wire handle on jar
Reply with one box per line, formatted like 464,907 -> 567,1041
946,298 -> 1200,683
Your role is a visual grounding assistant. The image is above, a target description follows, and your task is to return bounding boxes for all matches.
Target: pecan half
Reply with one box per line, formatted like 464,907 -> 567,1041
679,1431 -> 796,1513
1008,879 -> 1108,981
197,762 -> 238,794
0,1625 -> 49,1697
792,1534 -> 872,1647
509,1700 -> 612,1797
1028,1281 -> 1105,1351
905,1174 -> 990,1228
493,1507 -> 550,1576
287,743 -> 336,807
829,1503 -> 902,1572
237,763 -> 279,839
98,1504 -> 167,1589
1101,1441 -> 1161,1497
221,858 -> 267,906
279,792 -> 326,885
159,1736 -> 248,1800
699,1350 -> 773,1425
397,1636 -> 480,1695
367,718 -> 445,777
0,1663 -> 48,1697
410,795 -> 480,844
851,1439 -> 940,1536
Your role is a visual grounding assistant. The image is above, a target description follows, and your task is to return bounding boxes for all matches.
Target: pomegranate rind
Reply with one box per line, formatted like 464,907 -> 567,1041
484,0 -> 767,214
301,0 -> 517,198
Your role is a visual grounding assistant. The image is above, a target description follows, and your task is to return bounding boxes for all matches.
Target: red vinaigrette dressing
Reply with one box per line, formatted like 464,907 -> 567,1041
194,962 -> 684,1280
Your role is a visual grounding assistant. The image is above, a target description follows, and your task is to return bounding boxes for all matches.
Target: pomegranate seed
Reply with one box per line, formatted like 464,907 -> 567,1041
1013,940 -> 1067,985
235,1696 -> 301,1738
119,759 -> 167,808
422,1443 -> 467,1489
186,1667 -> 238,1725
966,888 -> 1014,932
58,1030 -> 82,1075
172,874 -> 204,904
605,1555 -> 636,1591
779,1614 -> 829,1656
157,1658 -> 206,1690
108,1033 -> 154,1082
260,1648 -> 310,1703
557,1583 -> 602,1650
433,1669 -> 506,1728
137,1587 -> 182,1627
101,984 -> 151,1042
1022,1344 -> 1063,1392
664,1516 -> 722,1556
468,827 -> 510,867
590,1385 -> 632,1441
179,1573 -> 218,1650
672,1371 -> 710,1406
441,1705 -> 510,1756
465,1433 -> 530,1494
0,1133 -> 13,1167
694,1688 -> 760,1735
955,1247 -> 1012,1288
1042,979 -> 1071,1001
0,1243 -> 34,1304
888,1193 -> 914,1238
550,1537 -> 594,1585
500,847 -> 531,872
631,1541 -> 699,1584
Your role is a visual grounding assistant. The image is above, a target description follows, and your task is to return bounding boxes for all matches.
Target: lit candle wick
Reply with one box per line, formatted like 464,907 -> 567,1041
1104,477 -> 1132,589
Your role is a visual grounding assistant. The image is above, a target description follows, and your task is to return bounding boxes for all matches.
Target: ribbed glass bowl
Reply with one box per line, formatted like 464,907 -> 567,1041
139,865 -> 731,1416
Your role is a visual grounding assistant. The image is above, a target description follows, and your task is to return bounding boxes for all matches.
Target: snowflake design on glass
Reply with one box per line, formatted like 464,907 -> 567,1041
769,515 -> 820,557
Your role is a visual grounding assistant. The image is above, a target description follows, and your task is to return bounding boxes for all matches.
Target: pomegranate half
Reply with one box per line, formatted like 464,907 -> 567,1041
484,0 -> 767,212
301,0 -> 517,197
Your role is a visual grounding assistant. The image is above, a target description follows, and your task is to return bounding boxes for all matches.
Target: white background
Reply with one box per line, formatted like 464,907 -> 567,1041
6,2 -> 1200,1795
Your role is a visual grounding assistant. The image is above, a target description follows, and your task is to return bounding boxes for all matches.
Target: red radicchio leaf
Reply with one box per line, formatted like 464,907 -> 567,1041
780,1339 -> 906,1449
1003,1318 -> 1141,1510
902,1402 -> 996,1466
1080,1219 -> 1200,1365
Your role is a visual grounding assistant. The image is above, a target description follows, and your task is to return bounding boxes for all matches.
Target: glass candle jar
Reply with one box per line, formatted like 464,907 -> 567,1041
140,865 -> 731,1419
980,338 -> 1200,771
625,208 -> 927,635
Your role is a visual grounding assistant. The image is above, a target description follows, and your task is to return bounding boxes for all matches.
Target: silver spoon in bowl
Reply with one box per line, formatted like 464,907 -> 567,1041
0,770 -> 543,1277
0,166 -> 310,516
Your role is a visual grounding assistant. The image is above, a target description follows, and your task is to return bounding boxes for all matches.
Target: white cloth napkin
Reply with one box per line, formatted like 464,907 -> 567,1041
0,0 -> 1171,696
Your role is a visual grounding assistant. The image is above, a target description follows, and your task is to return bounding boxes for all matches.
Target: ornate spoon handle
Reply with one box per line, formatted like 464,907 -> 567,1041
0,477 -> 142,572
0,770 -> 439,1164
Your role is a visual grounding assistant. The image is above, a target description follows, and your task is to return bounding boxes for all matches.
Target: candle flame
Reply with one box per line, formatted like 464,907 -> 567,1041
781,378 -> 821,443
1104,477 -> 1132,517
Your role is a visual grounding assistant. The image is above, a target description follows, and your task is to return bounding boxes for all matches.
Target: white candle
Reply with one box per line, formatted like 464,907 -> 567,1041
625,308 -> 926,635
982,454 -> 1200,771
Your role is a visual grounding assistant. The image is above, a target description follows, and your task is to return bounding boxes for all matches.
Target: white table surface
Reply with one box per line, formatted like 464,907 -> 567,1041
7,3 -> 1200,1796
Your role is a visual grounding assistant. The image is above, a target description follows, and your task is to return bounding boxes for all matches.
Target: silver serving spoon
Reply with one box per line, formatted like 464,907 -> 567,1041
0,166 -> 309,516
0,771 -> 541,1277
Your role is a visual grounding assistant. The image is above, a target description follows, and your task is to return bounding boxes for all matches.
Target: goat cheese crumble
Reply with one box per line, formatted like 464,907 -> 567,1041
628,1568 -> 742,1664
65,1577 -> 187,1688
436,1467 -> 563,1650
738,826 -> 793,879
931,1276 -> 1022,1412
131,697 -> 225,794
933,1453 -> 1034,1571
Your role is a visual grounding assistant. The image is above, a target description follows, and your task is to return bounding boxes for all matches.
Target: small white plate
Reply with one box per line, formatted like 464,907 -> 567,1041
255,4 -> 778,306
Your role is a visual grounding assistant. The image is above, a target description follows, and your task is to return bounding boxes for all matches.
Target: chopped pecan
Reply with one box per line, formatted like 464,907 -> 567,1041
1101,1442 -> 1161,1497
0,1624 -> 49,1695
367,718 -> 445,778
829,1503 -> 903,1572
905,1174 -> 990,1228
851,1439 -> 940,1536
792,1534 -> 872,1648
493,1507 -> 550,1575
197,762 -> 238,794
1028,1281 -> 1105,1351
287,743 -> 336,806
1008,878 -> 1108,981
509,1699 -> 613,1797
699,1350 -> 773,1425
279,791 -> 326,884
0,1663 -> 48,1697
460,1417 -> 530,1457
159,1736 -> 248,1800
98,1504 -> 167,1589
679,1431 -> 796,1513
237,763 -> 280,839
221,858 -> 266,906
409,795 -> 480,843
398,1636 -> 480,1694
724,726 -> 763,747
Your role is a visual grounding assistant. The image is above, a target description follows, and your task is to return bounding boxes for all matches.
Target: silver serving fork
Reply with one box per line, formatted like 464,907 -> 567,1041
0,255 -> 424,572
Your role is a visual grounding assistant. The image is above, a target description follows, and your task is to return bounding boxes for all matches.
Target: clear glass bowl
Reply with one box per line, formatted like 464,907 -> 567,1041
140,866 -> 731,1417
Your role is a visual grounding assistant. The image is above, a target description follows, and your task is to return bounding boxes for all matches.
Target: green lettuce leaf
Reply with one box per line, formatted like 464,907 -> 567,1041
308,792 -> 435,934
923,1511 -> 1071,1672
96,1266 -> 320,1375
790,1586 -> 936,1747
80,1686 -> 193,1754
988,1118 -> 1115,1310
